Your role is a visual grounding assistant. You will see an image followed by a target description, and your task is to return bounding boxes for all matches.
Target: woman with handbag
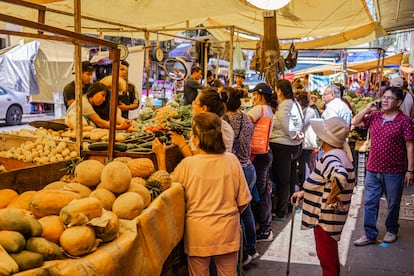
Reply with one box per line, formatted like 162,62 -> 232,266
247,83 -> 278,242
296,92 -> 320,187
270,79 -> 304,221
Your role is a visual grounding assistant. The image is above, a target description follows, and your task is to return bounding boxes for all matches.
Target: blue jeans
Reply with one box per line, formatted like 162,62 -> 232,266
252,150 -> 273,232
241,163 -> 257,257
363,171 -> 404,240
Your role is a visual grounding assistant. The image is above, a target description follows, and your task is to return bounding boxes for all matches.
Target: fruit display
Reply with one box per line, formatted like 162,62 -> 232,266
343,92 -> 376,115
0,157 -> 172,273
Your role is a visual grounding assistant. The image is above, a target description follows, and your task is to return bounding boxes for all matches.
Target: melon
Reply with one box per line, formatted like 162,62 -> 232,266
100,161 -> 131,194
112,192 -> 144,220
74,160 -> 104,187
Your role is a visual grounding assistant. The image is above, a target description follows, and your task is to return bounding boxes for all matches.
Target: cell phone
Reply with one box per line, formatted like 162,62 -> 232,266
376,101 -> 382,109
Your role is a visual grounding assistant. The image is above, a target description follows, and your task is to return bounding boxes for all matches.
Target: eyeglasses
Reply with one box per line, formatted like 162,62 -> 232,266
381,96 -> 398,101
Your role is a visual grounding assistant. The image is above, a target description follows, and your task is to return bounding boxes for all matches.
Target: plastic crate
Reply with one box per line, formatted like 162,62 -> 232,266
357,152 -> 368,186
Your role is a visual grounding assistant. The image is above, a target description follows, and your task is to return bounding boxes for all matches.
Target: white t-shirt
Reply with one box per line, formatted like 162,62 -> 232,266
247,104 -> 274,135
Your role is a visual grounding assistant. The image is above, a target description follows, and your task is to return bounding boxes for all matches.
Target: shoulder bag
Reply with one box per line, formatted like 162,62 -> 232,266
251,106 -> 272,154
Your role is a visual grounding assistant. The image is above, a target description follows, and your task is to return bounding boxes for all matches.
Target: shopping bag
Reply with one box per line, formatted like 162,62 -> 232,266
251,106 -> 271,154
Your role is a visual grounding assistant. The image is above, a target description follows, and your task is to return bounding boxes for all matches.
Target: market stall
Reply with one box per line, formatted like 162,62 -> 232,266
5,183 -> 185,276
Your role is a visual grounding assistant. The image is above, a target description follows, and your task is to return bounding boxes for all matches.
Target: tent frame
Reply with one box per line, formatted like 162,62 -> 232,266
0,0 -> 122,160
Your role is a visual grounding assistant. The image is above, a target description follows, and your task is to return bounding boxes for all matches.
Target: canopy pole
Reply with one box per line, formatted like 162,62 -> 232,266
262,10 -> 279,89
145,31 -> 150,97
74,0 -> 82,157
108,48 -> 120,161
229,26 -> 234,86
378,48 -> 385,97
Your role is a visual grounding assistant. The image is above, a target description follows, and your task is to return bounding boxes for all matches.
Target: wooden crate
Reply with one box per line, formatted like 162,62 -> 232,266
0,161 -> 67,193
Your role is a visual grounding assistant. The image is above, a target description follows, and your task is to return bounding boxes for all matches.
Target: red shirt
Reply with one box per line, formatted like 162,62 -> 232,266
363,111 -> 414,173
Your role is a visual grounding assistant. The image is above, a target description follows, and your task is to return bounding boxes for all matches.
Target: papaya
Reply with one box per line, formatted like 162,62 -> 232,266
59,197 -> 103,227
29,190 -> 81,218
60,226 -> 98,257
25,237 -> 64,261
0,230 -> 26,253
9,250 -> 44,271
0,208 -> 42,237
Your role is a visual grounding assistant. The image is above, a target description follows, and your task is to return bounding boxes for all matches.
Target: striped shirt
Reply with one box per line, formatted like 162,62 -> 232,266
301,149 -> 355,241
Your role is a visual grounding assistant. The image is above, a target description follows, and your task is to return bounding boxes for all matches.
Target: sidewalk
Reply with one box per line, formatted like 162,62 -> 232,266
245,184 -> 414,276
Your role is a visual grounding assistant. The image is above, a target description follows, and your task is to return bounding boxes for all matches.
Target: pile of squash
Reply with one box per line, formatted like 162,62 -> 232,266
0,157 -> 171,275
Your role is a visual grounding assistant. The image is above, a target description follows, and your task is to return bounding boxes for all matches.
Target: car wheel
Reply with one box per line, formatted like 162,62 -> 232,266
6,105 -> 23,126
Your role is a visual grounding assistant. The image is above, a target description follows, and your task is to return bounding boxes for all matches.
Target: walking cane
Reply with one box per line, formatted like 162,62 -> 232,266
286,203 -> 299,276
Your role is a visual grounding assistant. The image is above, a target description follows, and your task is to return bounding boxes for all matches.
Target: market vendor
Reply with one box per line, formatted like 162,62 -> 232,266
94,75 -> 127,121
63,60 -> 94,109
118,60 -> 140,119
65,82 -> 130,130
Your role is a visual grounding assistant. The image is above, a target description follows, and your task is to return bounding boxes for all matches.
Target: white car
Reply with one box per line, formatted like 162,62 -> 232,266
0,85 -> 31,125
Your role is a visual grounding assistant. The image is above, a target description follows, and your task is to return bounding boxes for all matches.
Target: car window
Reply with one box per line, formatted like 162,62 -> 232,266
0,87 -> 7,96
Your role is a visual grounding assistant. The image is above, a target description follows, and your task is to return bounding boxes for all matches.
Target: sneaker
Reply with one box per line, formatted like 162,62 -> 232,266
256,230 -> 274,242
354,235 -> 376,246
250,252 -> 260,261
242,254 -> 252,267
383,232 -> 397,243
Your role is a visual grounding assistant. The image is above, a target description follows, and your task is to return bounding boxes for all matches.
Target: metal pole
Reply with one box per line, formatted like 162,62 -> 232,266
74,0 -> 82,157
229,26 -> 234,86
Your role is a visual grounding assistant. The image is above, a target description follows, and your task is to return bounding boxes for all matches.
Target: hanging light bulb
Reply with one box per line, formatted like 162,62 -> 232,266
247,0 -> 291,10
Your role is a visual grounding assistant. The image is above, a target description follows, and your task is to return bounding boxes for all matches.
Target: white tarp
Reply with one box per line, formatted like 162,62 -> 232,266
0,40 -> 38,96
0,0 -> 387,50
0,39 -> 89,103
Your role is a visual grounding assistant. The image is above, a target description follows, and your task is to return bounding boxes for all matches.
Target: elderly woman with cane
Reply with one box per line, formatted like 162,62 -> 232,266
291,116 -> 356,276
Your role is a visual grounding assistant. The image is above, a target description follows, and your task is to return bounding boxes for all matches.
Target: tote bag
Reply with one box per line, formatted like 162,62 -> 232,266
251,106 -> 271,154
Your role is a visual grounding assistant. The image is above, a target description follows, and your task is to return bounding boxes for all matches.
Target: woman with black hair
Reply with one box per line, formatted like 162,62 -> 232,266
222,87 -> 259,265
171,87 -> 234,157
65,82 -> 130,130
270,79 -> 304,221
247,83 -> 278,242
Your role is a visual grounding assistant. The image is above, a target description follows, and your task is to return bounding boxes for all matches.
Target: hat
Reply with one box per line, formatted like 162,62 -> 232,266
82,61 -> 94,72
390,77 -> 403,88
249,83 -> 273,94
310,117 -> 349,148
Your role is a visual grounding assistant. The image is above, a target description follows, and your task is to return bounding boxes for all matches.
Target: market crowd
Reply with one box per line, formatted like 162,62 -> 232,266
170,68 -> 413,276
63,62 -> 414,276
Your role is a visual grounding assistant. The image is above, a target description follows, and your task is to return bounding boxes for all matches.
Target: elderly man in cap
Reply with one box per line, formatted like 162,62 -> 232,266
63,60 -> 94,109
291,116 -> 355,276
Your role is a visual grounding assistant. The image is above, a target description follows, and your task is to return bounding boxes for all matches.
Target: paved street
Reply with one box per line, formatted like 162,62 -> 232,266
245,184 -> 414,275
0,112 -> 55,132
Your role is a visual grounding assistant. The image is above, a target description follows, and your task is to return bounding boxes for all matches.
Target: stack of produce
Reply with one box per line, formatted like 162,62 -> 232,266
0,157 -> 172,274
0,137 -> 78,165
